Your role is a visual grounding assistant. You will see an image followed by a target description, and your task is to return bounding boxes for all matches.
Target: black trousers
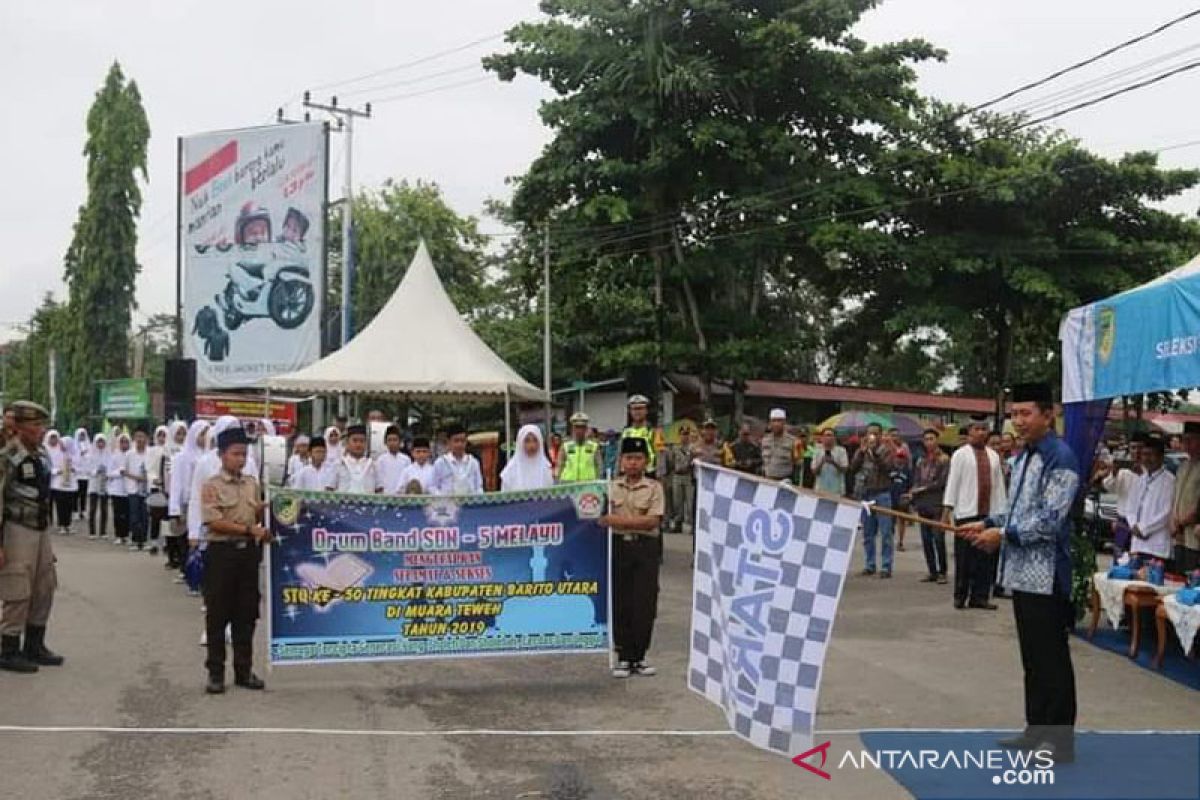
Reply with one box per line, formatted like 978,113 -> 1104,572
88,494 -> 108,538
203,542 -> 261,680
953,516 -> 992,604
1013,590 -> 1076,744
52,490 -> 75,530
612,536 -> 660,663
111,496 -> 130,540
76,480 -> 89,514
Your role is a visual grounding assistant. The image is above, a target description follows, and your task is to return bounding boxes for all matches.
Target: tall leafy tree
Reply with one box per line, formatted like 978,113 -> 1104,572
62,62 -> 149,422
485,0 -> 940,416
824,106 -> 1200,416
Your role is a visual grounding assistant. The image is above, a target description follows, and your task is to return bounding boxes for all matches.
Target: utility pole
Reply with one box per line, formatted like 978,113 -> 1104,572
302,92 -> 371,418
543,223 -> 553,437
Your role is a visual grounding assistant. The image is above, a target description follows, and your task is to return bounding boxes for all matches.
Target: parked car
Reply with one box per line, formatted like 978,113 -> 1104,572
1083,490 -> 1119,551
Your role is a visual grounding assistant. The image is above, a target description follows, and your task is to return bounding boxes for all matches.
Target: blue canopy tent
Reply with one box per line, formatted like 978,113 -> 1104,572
1060,253 -> 1200,474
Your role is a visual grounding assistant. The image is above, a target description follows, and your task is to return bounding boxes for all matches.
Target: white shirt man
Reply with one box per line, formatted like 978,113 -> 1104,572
333,425 -> 379,494
374,428 -> 412,494
1128,451 -> 1175,560
943,436 -> 1008,522
395,438 -> 436,494
431,427 -> 483,495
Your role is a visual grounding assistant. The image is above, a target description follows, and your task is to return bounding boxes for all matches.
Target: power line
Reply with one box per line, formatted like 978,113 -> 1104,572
963,6 -> 1200,116
306,33 -> 504,94
371,76 -> 493,105
1015,59 -> 1200,130
337,63 -> 483,100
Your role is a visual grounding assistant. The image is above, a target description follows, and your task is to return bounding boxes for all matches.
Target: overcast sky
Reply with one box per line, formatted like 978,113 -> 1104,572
3,0 -> 1200,341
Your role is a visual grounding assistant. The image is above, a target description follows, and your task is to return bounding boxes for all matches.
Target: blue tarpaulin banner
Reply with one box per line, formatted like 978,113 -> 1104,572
266,484 -> 610,665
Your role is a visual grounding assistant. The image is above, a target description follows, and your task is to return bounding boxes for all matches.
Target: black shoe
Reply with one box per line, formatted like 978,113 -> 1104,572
936,575 -> 948,584
919,574 -> 939,583
206,676 -> 226,694
968,601 -> 998,610
0,636 -> 38,674
954,598 -> 966,609
861,568 -> 876,576
235,673 -> 265,690
879,570 -> 892,579
998,733 -> 1038,751
1034,739 -> 1075,764
23,626 -> 63,666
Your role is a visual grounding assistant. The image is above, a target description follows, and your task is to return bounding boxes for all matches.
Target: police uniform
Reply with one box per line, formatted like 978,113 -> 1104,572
665,436 -> 696,534
608,437 -> 664,677
620,395 -> 657,477
200,428 -> 265,692
559,412 -> 604,482
0,401 -> 62,672
761,410 -> 798,481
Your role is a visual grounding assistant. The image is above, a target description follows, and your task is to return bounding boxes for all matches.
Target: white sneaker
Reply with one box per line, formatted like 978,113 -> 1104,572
199,631 -> 207,646
611,661 -> 632,679
88,533 -> 97,540
632,661 -> 657,677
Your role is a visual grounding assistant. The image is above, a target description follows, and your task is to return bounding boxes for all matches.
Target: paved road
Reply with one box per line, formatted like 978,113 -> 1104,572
0,521 -> 1194,799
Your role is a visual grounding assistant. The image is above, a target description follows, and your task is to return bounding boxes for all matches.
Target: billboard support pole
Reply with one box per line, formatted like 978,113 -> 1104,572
175,136 -> 184,358
302,94 -> 370,420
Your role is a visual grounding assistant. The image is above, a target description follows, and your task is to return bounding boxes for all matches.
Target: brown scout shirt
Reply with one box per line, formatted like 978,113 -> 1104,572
200,470 -> 260,542
608,475 -> 665,538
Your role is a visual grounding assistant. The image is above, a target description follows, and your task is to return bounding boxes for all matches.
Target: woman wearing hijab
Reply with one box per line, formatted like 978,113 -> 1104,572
108,433 -> 132,544
74,428 -> 91,520
87,434 -> 109,539
168,420 -> 209,573
323,425 -> 344,464
46,431 -> 76,534
500,425 -> 555,492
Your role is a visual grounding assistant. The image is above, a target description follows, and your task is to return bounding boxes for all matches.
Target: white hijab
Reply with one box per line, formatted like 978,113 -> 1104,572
74,428 -> 91,456
500,425 -> 554,492
324,425 -> 344,462
166,420 -> 188,456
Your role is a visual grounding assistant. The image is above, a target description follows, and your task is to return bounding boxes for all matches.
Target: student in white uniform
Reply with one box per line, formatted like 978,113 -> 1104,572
292,436 -> 335,491
323,426 -> 344,465
374,425 -> 412,493
74,428 -> 92,520
431,424 -> 483,496
46,431 -> 75,534
396,437 -> 436,494
108,433 -> 132,544
168,420 -> 209,573
1128,435 -> 1176,563
500,425 -> 554,492
285,435 -> 310,488
87,433 -> 109,539
333,425 -> 379,494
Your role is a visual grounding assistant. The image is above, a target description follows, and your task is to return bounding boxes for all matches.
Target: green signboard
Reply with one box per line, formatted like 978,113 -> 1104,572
98,379 -> 149,418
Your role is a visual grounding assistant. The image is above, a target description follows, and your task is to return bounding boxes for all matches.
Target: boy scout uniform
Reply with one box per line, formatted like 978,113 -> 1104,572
609,439 -> 664,674
0,401 -> 63,673
200,435 -> 264,690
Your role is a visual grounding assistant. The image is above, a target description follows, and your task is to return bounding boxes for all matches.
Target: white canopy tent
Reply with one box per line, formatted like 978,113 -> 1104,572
264,240 -> 546,444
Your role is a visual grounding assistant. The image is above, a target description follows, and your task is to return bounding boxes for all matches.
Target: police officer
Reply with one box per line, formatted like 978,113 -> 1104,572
761,408 -> 798,482
0,401 -> 62,673
665,426 -> 696,534
200,426 -> 270,694
557,412 -> 604,481
621,395 -> 657,477
597,437 -> 664,678
692,419 -> 724,467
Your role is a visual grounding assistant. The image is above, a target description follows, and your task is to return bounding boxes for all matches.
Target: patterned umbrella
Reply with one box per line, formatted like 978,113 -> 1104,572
814,411 -> 893,436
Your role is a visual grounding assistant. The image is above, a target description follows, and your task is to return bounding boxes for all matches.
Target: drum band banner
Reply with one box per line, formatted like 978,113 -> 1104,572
179,122 -> 327,390
268,483 -> 610,665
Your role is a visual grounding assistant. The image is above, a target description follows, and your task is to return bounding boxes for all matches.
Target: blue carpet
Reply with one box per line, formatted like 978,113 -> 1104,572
858,731 -> 1200,800
1074,621 -> 1200,692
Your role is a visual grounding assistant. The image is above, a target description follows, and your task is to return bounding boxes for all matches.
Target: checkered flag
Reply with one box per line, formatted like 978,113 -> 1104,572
688,463 -> 861,756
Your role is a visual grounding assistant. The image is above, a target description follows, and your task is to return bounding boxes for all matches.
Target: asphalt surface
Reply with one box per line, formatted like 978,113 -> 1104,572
0,517 -> 1195,800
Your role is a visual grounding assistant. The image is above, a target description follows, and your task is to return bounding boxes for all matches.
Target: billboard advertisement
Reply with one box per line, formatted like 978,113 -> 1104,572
180,123 -> 326,389
195,393 -> 298,435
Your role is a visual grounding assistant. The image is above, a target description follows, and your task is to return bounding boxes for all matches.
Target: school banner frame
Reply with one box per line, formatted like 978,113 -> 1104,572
267,483 -> 611,665
178,122 -> 328,390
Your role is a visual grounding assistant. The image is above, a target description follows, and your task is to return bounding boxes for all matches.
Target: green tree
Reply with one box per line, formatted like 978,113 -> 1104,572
823,106 -> 1200,414
61,62 -> 150,422
486,0 -> 940,416
1,294 -> 72,424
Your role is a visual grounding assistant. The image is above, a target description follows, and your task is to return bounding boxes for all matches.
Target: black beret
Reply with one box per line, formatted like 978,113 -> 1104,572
1142,434 -> 1167,454
217,427 -> 250,452
621,437 -> 649,456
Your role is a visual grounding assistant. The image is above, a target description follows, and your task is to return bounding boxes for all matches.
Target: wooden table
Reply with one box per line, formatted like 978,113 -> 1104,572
1124,585 -> 1162,658
1155,594 -> 1200,670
